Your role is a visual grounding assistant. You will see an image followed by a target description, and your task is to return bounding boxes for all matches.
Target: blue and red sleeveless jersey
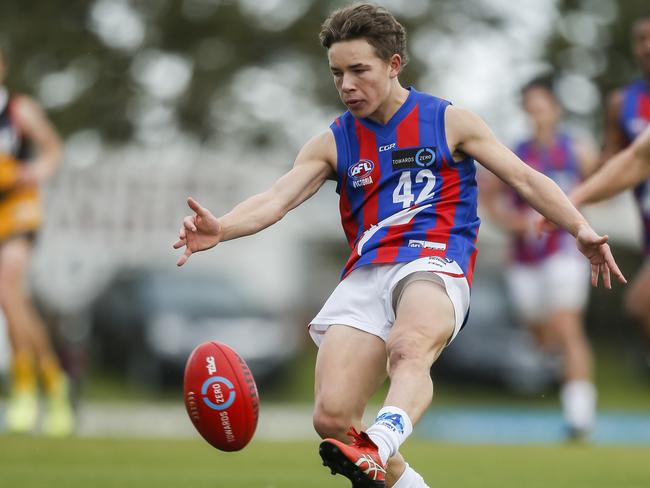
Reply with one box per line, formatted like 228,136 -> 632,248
620,79 -> 650,255
330,88 -> 480,284
511,133 -> 581,263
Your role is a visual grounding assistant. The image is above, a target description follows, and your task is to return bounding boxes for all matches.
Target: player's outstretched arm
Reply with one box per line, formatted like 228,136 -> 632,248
570,125 -> 650,207
174,130 -> 336,266
446,105 -> 626,288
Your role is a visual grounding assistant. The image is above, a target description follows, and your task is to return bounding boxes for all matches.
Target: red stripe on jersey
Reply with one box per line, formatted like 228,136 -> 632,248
339,171 -> 358,249
374,104 -> 420,263
420,154 -> 461,258
639,93 -> 650,120
341,121 -> 380,277
335,117 -> 341,127
466,248 -> 478,286
356,120 -> 380,231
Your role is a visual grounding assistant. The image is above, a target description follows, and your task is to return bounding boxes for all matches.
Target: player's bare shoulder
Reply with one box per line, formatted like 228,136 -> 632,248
443,104 -> 491,161
295,129 -> 338,179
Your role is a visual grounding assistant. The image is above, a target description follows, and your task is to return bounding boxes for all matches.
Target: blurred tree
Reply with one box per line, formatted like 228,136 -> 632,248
542,0 -> 650,133
0,0 -> 542,150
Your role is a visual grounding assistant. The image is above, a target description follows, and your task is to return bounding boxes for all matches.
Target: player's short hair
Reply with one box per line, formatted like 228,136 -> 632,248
319,3 -> 409,69
521,76 -> 557,101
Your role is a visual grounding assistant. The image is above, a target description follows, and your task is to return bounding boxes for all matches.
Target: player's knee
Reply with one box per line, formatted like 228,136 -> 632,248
312,404 -> 354,440
386,330 -> 445,373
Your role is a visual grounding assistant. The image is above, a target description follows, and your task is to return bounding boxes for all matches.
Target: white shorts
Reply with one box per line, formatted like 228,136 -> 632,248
507,251 -> 590,323
309,256 -> 471,347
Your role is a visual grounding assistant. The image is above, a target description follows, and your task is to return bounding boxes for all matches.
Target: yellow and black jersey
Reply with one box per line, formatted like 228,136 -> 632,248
0,86 -> 42,241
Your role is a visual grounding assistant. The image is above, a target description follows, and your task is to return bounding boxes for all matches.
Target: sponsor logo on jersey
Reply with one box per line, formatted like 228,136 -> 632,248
379,142 -> 396,152
349,159 -> 374,179
392,146 -> 437,170
427,256 -> 453,266
349,159 -> 375,188
408,239 -> 446,251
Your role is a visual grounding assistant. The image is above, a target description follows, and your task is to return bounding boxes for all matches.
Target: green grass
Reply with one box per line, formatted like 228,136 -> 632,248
0,437 -> 648,488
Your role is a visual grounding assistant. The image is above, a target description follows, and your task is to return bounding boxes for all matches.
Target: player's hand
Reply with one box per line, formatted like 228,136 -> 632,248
575,225 -> 627,288
173,197 -> 223,266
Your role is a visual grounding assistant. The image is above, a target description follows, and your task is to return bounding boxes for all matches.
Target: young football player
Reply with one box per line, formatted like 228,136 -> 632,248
175,4 -> 625,486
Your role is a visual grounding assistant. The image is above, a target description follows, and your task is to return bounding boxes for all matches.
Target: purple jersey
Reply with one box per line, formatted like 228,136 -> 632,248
512,133 -> 581,263
330,88 -> 480,284
620,79 -> 650,255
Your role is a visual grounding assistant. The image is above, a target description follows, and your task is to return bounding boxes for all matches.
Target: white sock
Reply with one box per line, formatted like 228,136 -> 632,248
560,380 -> 596,431
392,463 -> 430,488
366,406 -> 413,465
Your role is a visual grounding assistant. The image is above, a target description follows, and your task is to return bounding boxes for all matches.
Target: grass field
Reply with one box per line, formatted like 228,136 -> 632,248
1,436 -> 649,488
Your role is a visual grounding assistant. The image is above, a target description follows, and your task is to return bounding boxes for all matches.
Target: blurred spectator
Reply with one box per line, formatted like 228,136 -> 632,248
0,45 -> 73,436
481,77 -> 599,440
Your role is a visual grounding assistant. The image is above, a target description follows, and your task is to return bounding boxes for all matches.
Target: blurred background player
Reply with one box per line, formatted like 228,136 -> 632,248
482,77 -> 599,439
0,46 -> 73,436
599,16 -> 650,367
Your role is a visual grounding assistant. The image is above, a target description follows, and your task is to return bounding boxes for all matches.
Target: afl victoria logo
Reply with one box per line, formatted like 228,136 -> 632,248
348,160 -> 374,180
201,376 -> 237,411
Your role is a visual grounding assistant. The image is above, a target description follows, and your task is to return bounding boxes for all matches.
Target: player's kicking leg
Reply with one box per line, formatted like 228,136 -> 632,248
313,324 -> 425,487
318,278 -> 454,487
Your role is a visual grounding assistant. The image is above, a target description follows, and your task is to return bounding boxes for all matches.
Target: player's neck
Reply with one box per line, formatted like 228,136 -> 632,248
366,83 -> 410,126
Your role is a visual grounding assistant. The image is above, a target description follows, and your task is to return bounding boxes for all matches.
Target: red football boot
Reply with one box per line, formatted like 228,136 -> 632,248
319,427 -> 386,487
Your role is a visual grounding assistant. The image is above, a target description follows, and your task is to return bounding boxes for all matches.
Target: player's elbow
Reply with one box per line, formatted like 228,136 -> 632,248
508,167 -> 536,200
263,200 -> 287,226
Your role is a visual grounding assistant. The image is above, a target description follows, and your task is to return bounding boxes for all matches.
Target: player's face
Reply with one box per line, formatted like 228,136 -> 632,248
633,19 -> 650,77
328,39 -> 395,119
522,88 -> 561,131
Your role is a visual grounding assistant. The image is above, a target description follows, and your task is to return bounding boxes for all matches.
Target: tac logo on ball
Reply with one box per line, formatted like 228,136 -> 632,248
201,376 -> 237,411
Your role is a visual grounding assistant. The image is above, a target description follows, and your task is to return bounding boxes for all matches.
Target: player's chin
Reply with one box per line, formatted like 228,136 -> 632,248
346,102 -> 373,118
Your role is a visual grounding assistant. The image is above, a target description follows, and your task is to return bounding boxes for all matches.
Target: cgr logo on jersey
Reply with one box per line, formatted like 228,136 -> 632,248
349,159 -> 374,188
392,147 -> 437,170
379,142 -> 396,152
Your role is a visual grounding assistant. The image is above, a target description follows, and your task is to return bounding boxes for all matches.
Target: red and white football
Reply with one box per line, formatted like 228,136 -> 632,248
183,341 -> 259,451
